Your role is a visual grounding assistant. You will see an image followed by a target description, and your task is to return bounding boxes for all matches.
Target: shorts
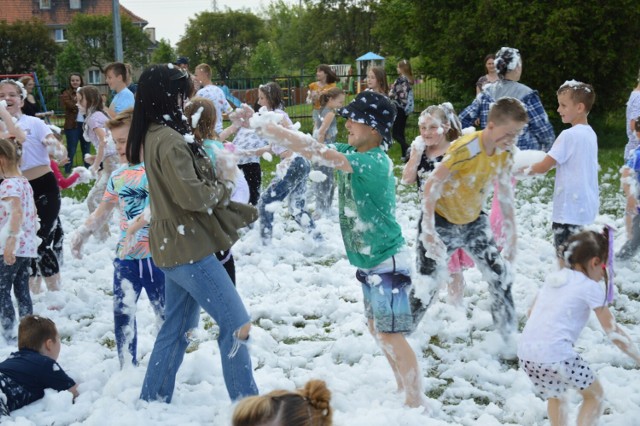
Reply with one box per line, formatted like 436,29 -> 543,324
520,354 -> 596,399
552,223 -> 582,257
357,269 -> 414,333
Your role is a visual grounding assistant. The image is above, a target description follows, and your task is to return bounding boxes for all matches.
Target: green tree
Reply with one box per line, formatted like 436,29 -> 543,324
249,40 -> 281,78
0,19 -> 59,74
65,14 -> 151,72
178,11 -> 266,80
55,43 -> 85,84
150,38 -> 175,64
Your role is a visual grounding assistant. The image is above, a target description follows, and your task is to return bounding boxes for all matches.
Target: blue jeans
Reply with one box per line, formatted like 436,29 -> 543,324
113,258 -> 165,366
0,257 -> 32,338
139,255 -> 257,402
258,156 -> 315,240
64,123 -> 91,173
311,164 -> 335,216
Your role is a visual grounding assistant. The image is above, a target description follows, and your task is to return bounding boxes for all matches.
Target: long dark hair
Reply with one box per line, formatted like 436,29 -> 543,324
127,64 -> 193,164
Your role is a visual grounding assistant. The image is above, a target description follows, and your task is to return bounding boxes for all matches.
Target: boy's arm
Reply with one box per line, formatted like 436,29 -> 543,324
70,201 -> 117,258
525,154 -> 556,175
90,127 -> 107,174
261,123 -> 353,172
401,138 -> 425,185
621,166 -> 638,216
419,163 -> 450,263
0,104 -> 26,143
595,306 -> 640,364
496,167 -> 517,261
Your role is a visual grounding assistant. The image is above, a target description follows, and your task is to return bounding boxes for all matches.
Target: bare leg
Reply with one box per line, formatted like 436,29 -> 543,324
547,396 -> 568,426
367,319 -> 403,392
447,272 -> 464,306
29,276 -> 43,294
377,331 -> 425,408
577,380 -> 604,426
44,273 -> 61,292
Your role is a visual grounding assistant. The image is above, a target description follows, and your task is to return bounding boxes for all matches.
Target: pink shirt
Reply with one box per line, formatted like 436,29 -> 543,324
0,176 -> 38,257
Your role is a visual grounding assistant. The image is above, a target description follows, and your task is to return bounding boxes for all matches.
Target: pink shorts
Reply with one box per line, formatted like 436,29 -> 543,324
447,249 -> 474,274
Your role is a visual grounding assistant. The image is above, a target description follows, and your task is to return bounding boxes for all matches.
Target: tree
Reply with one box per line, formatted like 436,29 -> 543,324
56,43 -> 85,84
150,38 -> 175,64
65,14 -> 151,72
249,40 -> 281,78
177,11 -> 266,80
0,19 -> 60,75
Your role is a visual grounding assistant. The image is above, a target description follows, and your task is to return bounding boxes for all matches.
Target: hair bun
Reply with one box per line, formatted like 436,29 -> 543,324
302,380 -> 332,414
494,47 -> 521,76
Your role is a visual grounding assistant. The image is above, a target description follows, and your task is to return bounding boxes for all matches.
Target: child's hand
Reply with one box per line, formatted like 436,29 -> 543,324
3,237 -> 16,265
421,229 -> 447,264
57,157 -> 70,167
70,229 -> 88,259
84,154 -> 95,165
89,164 -> 100,176
71,167 -> 93,184
119,232 -> 136,260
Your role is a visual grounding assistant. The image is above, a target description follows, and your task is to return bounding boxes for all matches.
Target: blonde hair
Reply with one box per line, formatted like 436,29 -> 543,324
418,102 -> 462,142
184,97 -> 218,144
0,138 -> 22,170
232,380 -> 332,426
319,87 -> 344,108
195,63 -> 212,79
487,97 -> 528,125
106,108 -> 134,130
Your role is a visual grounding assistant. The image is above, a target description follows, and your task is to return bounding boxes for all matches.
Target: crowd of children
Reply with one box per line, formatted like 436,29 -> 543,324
0,48 -> 639,425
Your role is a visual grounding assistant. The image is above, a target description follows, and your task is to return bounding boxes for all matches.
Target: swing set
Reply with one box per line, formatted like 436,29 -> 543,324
0,71 -> 53,123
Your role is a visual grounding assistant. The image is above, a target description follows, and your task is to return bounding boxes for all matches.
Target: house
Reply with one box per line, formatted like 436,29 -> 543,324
0,0 -> 155,84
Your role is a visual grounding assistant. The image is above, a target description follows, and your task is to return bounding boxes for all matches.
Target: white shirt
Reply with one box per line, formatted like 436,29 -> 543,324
17,114 -> 52,172
196,85 -> 231,134
518,269 -> 605,363
548,124 -> 599,225
0,176 -> 38,257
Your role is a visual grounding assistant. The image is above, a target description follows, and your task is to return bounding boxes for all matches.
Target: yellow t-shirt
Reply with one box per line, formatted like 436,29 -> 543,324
435,130 -> 512,225
308,82 -> 337,110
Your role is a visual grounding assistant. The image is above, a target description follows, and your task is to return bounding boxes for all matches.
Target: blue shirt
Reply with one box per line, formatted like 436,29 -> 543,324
0,349 -> 75,414
111,88 -> 135,113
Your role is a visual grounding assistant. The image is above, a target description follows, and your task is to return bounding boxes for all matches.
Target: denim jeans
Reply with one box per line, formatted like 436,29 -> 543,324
139,255 -> 257,402
258,156 -> 315,240
618,214 -> 640,261
311,164 -> 335,216
64,123 -> 91,173
0,257 -> 32,338
113,258 -> 165,367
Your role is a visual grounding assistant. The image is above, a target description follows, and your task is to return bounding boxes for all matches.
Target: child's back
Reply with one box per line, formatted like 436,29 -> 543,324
548,123 -> 599,225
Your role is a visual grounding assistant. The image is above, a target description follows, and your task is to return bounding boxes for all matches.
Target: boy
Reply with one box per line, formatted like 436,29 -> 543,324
259,91 -> 426,409
194,63 -> 231,134
418,97 -> 528,340
617,119 -> 640,260
105,62 -> 135,118
0,315 -> 77,416
525,81 -> 598,258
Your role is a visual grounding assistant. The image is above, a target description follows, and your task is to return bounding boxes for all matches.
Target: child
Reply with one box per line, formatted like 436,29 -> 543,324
0,139 -> 37,340
0,315 -> 78,415
311,87 -> 344,217
105,62 -> 135,118
617,119 -> 640,260
70,109 -> 165,367
402,104 -> 474,306
307,64 -> 338,124
525,81 -> 598,260
194,63 -> 232,134
257,91 -> 426,408
246,82 -> 318,243
77,85 -> 119,241
184,97 -> 250,284
389,59 -> 414,160
518,229 -> 640,426
232,379 -> 332,426
417,97 -> 528,341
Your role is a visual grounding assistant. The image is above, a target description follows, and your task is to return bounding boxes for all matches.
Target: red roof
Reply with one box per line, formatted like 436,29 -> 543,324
0,0 -> 147,27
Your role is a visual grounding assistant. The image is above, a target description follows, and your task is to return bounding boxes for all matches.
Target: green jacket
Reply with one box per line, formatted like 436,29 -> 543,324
143,123 -> 256,267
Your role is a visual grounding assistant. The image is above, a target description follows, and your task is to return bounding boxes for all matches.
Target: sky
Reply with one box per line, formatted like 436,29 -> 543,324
120,0 -> 294,47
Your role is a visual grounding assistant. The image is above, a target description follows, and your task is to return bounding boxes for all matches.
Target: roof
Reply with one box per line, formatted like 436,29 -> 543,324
356,52 -> 385,61
0,0 -> 147,27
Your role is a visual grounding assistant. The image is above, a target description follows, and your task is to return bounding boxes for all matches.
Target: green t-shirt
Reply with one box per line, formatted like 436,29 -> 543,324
334,143 -> 405,269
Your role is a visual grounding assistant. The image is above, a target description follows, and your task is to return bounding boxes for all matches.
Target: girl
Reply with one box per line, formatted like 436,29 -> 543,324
307,64 -> 338,124
184,96 -> 250,284
129,64 -> 257,403
475,53 -> 499,94
247,82 -> 318,243
60,72 -> 91,173
389,59 -> 414,160
77,85 -> 118,241
0,79 -> 64,293
518,229 -> 640,426
618,119 -> 640,259
624,67 -> 640,160
18,76 -> 38,117
402,104 -> 473,306
366,66 -> 389,96
311,87 -> 345,217
0,138 -> 38,340
232,379 -> 332,426
71,108 -> 164,367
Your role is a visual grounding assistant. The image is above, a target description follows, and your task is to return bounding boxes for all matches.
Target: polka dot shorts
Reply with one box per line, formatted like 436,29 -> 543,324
520,354 -> 595,399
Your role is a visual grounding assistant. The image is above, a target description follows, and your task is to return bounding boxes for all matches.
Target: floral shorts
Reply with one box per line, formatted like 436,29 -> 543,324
520,354 -> 596,399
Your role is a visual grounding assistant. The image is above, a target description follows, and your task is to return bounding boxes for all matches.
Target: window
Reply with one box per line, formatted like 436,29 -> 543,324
54,28 -> 67,42
88,70 -> 101,85
69,0 -> 81,9
39,0 -> 51,9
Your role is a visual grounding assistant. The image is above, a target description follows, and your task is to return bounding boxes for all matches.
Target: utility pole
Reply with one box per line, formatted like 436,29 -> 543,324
112,0 -> 124,61
212,0 -> 218,12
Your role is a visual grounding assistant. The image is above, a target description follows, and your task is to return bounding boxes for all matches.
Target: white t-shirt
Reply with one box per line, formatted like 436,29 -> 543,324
17,114 -> 52,172
0,176 -> 38,257
548,124 -> 599,225
518,269 -> 605,363
196,85 -> 231,134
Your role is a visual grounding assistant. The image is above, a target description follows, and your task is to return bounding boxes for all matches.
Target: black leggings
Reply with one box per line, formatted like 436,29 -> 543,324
392,108 -> 409,157
238,162 -> 262,206
28,172 -> 61,277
